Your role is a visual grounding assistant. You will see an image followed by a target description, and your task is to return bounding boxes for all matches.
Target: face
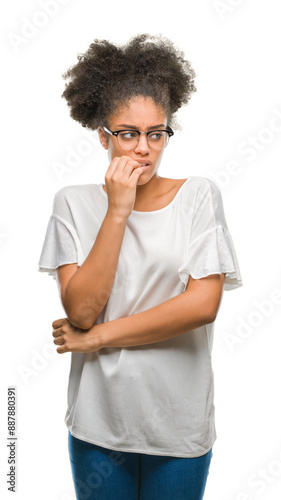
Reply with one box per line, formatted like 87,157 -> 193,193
98,96 -> 168,186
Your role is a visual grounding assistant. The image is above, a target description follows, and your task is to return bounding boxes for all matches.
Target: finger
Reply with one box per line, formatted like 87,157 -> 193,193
127,165 -> 145,184
53,334 -> 65,345
120,159 -> 144,178
56,344 -> 68,354
52,327 -> 64,338
52,318 -> 67,329
105,156 -> 121,178
108,156 -> 141,178
107,156 -> 130,179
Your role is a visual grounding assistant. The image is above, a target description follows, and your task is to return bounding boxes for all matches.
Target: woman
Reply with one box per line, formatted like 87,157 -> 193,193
38,33 -> 243,500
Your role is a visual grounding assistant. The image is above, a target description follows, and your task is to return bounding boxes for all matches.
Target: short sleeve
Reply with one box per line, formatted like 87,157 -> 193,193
178,179 -> 243,291
38,189 -> 85,280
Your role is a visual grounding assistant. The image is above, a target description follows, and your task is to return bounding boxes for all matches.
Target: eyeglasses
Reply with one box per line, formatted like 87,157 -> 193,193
103,126 -> 174,150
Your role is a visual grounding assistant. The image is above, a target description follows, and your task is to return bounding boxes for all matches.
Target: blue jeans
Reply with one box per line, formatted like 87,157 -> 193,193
68,431 -> 213,500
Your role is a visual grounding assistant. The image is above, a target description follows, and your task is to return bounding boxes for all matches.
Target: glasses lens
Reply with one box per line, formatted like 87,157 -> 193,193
147,131 -> 169,150
117,131 -> 139,150
116,130 -> 170,150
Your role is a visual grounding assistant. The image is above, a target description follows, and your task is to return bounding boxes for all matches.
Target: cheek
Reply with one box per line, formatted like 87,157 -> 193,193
154,150 -> 164,164
110,140 -> 123,155
107,142 -> 119,161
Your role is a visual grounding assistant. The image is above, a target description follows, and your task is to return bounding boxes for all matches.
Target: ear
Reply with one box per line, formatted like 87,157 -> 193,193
98,127 -> 109,150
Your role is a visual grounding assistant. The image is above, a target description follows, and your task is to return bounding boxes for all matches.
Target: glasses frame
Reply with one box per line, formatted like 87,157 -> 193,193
102,125 -> 174,150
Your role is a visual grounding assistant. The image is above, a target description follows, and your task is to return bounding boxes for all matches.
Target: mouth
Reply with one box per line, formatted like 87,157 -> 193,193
135,160 -> 152,168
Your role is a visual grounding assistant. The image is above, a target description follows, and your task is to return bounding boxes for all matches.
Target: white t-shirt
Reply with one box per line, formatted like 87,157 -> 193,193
38,176 -> 243,458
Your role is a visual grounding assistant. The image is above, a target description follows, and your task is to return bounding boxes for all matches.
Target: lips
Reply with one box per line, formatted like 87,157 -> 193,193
135,160 -> 151,167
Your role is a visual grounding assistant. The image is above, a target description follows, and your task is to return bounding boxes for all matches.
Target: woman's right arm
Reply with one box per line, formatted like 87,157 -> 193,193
56,156 -> 145,330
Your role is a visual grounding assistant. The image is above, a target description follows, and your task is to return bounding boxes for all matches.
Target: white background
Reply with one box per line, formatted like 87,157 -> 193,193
1,0 -> 281,498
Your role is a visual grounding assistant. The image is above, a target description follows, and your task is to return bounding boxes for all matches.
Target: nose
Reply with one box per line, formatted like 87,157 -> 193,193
134,133 -> 150,154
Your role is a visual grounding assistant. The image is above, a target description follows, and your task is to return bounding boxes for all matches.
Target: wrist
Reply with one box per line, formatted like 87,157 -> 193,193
106,207 -> 129,224
88,324 -> 105,351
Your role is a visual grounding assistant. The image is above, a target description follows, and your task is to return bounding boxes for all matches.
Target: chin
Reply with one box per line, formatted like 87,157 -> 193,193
137,175 -> 149,184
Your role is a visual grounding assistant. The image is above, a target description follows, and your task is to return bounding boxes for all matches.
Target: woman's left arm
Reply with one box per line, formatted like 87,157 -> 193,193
52,273 -> 225,354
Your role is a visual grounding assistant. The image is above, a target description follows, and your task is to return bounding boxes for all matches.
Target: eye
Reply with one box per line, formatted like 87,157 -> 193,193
119,131 -> 138,140
149,131 -> 164,141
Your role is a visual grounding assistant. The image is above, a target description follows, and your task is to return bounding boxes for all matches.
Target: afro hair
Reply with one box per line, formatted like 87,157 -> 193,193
61,33 -> 197,130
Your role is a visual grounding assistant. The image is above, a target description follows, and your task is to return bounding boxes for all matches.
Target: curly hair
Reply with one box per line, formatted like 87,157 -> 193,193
61,33 -> 197,131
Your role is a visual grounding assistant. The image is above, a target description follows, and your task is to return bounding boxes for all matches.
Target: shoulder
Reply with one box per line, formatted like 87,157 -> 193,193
53,183 -> 97,201
53,183 -> 97,212
165,176 -> 221,199
188,175 -> 221,194
188,176 -> 223,205
51,184 -> 100,226
184,177 -> 225,225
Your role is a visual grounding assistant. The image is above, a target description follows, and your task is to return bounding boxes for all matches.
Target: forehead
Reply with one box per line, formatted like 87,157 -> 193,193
108,96 -> 167,128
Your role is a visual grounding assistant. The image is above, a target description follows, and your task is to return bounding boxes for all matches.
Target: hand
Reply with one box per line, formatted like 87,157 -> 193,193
105,156 -> 145,218
52,318 -> 101,354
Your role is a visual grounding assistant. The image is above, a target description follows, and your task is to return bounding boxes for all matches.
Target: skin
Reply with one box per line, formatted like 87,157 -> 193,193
97,95 -> 181,212
52,272 -> 225,354
52,95 -> 226,353
55,96 -> 187,329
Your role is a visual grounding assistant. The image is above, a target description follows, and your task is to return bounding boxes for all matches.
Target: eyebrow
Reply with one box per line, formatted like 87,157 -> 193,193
116,124 -> 166,130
